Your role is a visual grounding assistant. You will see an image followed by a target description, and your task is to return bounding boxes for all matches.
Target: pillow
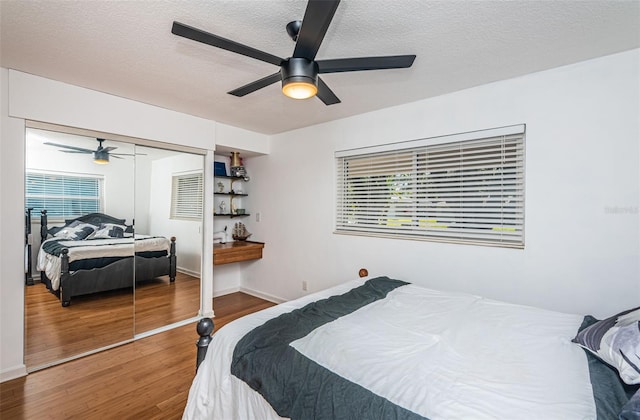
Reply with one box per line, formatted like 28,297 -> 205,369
90,223 -> 129,239
53,223 -> 97,240
573,307 -> 640,385
619,387 -> 640,420
47,225 -> 64,236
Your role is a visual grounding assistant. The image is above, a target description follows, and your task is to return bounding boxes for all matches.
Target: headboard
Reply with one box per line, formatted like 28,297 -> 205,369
40,210 -> 129,242
65,212 -> 126,227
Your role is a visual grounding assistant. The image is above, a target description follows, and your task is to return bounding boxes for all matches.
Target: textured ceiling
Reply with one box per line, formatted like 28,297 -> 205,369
1,0 -> 639,135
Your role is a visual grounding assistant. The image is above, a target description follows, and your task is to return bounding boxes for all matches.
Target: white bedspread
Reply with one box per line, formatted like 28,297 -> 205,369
183,278 -> 596,420
37,235 -> 170,290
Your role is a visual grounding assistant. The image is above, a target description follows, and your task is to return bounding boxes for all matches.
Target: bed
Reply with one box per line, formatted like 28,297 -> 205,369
37,210 -> 176,307
185,271 -> 639,420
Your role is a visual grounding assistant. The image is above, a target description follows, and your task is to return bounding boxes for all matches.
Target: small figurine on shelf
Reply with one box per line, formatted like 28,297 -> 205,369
232,222 -> 252,241
217,181 -> 224,193
218,201 -> 227,215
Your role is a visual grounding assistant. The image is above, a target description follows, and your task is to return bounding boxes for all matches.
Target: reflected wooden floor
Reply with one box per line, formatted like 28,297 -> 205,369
25,272 -> 200,369
3,292 -> 276,419
135,273 -> 200,334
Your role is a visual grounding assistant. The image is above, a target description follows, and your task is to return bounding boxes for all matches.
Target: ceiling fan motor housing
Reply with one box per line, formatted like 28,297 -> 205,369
94,150 -> 109,164
282,58 -> 318,85
281,58 -> 319,98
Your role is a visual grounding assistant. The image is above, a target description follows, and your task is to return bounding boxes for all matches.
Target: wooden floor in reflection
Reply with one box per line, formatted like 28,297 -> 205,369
25,272 -> 200,369
4,292 -> 276,419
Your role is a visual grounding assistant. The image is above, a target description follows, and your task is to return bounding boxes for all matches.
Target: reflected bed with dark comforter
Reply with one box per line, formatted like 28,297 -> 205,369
37,211 -> 176,307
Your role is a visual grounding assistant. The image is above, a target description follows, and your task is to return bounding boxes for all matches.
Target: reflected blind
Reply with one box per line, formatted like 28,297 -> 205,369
171,172 -> 203,220
25,172 -> 103,219
336,127 -> 525,248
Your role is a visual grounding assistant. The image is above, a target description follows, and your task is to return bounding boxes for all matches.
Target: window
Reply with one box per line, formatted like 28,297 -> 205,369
335,125 -> 525,248
171,172 -> 203,220
25,172 -> 103,220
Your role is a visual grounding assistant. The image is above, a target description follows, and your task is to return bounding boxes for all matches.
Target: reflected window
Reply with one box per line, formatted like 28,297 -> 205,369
25,171 -> 103,220
170,172 -> 203,220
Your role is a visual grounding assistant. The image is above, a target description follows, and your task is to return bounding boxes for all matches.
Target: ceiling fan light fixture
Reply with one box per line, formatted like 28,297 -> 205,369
94,150 -> 109,164
281,58 -> 318,100
282,79 -> 318,99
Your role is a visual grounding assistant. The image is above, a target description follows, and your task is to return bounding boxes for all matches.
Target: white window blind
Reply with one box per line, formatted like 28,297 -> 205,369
335,126 -> 525,248
25,172 -> 103,219
171,172 -> 203,220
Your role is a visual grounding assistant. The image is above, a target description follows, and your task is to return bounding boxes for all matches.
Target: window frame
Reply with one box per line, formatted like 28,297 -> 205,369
335,125 -> 525,248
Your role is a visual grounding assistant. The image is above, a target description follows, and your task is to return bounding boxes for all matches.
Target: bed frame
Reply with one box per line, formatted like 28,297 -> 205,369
193,268 -> 370,372
40,210 -> 177,307
25,207 -> 34,285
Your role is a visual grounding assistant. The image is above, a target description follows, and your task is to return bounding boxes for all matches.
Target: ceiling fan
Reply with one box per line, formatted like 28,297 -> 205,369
171,0 -> 416,105
44,138 -> 130,164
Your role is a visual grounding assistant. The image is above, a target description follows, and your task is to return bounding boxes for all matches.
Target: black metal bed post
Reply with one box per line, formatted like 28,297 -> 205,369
39,210 -> 48,243
169,236 -> 177,282
196,317 -> 214,373
60,248 -> 71,307
39,210 -> 48,284
25,208 -> 34,285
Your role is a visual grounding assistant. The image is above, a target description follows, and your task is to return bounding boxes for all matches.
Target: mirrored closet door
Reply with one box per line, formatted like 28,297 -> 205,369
133,145 -> 202,334
24,128 -> 204,370
25,128 -> 135,368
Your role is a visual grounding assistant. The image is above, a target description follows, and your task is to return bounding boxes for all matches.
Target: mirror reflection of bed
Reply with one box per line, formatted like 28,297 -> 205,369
24,128 -> 203,370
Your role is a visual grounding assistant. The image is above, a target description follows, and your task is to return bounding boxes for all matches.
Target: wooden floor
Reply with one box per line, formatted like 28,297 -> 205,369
2,292 -> 275,419
25,272 -> 200,368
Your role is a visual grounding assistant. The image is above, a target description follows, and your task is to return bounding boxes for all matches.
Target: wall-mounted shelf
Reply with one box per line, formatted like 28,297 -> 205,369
213,241 -> 264,265
214,192 -> 248,197
213,213 -> 250,218
214,175 -> 245,180
215,173 -> 248,217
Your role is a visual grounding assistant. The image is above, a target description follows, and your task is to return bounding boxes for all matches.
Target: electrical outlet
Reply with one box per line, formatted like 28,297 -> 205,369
256,212 -> 261,222
302,281 -> 308,291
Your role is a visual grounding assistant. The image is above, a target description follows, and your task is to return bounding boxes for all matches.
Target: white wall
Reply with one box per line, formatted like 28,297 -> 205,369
0,69 -> 26,382
134,155 -> 152,234
0,69 -> 269,382
244,49 -> 640,319
216,123 -> 270,155
148,153 -> 204,276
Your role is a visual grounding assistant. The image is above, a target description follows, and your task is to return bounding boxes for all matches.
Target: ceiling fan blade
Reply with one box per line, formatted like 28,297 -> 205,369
102,147 -> 118,153
228,72 -> 282,97
172,21 -> 284,67
316,77 -> 341,105
44,142 -> 93,153
111,153 -> 141,156
60,150 -> 92,154
293,0 -> 340,61
317,55 -> 416,73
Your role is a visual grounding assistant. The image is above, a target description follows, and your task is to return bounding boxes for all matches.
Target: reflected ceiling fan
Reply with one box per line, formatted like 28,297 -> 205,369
171,0 -> 416,105
44,138 -> 133,165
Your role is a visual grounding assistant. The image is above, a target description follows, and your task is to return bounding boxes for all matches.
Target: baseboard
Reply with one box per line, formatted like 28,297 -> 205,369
177,267 -> 200,278
213,286 -> 240,298
239,287 -> 287,304
212,287 -> 286,304
0,364 -> 27,382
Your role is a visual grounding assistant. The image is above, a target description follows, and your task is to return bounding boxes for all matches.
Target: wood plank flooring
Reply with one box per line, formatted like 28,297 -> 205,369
25,272 -> 200,368
3,292 -> 275,419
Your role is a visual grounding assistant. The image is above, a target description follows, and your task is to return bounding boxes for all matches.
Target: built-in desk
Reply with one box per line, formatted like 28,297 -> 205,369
213,241 -> 265,265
